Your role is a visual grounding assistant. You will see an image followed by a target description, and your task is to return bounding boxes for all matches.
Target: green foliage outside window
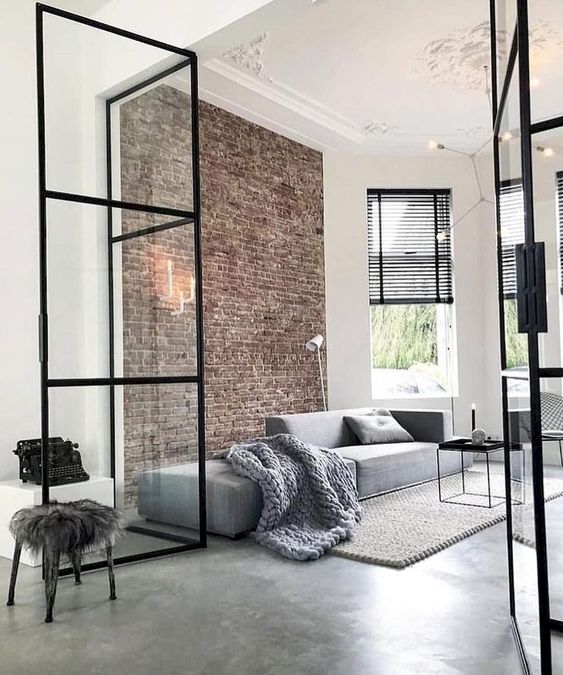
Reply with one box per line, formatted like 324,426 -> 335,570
504,299 -> 528,368
371,303 -> 439,369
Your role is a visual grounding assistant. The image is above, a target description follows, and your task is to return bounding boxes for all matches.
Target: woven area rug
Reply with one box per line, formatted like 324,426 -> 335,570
330,469 -> 563,569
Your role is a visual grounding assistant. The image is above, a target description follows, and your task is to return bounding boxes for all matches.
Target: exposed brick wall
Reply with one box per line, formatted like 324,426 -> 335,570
200,102 -> 326,453
119,84 -> 325,505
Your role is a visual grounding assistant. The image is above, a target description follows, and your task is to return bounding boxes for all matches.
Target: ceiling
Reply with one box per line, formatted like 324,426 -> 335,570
191,0 -> 563,155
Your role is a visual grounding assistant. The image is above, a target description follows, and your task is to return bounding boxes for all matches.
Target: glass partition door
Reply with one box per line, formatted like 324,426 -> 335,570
491,1 -> 563,672
37,4 -> 206,571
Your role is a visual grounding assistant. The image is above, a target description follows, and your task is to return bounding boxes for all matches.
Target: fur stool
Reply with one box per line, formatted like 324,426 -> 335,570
6,499 -> 122,623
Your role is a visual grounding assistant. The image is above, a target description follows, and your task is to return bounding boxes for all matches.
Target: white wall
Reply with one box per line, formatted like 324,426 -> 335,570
323,152 -> 502,438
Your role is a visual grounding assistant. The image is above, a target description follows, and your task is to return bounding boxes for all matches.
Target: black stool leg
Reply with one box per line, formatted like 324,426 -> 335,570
6,542 -> 22,606
106,545 -> 116,600
44,548 -> 60,623
71,550 -> 82,584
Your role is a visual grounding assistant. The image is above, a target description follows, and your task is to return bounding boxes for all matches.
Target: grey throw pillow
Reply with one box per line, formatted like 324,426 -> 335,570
344,410 -> 414,444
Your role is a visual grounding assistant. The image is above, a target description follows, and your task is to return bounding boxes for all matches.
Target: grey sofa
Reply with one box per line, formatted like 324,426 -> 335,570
138,407 -> 466,538
266,408 -> 466,498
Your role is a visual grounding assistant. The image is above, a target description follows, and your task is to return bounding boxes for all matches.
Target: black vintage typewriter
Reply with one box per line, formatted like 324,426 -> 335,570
14,437 -> 90,486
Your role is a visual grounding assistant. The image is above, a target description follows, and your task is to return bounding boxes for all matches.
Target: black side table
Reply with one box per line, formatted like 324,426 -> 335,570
437,438 -> 523,508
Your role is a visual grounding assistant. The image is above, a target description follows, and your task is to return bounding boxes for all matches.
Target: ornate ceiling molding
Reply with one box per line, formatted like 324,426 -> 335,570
204,58 -> 368,144
223,33 -> 269,79
414,20 -> 562,91
363,120 -> 396,137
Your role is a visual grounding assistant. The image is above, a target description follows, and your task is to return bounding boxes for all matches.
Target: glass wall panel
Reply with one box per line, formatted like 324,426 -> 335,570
113,221 -> 198,378
507,374 -> 541,673
498,67 -> 527,375
47,199 -> 109,380
42,11 -> 192,210
116,383 -> 200,542
529,1 -> 563,125
495,0 -> 517,94
529,127 -> 563,370
47,383 -> 199,564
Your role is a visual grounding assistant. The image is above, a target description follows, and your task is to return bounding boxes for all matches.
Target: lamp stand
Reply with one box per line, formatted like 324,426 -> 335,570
317,349 -> 327,411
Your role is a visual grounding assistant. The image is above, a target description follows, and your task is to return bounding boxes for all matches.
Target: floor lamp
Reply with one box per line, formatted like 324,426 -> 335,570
305,335 -> 327,411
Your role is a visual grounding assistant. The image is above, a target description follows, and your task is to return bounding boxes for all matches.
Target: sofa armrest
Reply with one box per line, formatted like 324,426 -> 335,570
390,409 -> 452,443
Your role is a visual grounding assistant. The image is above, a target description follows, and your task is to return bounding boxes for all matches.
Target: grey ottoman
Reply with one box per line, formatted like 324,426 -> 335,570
137,455 -> 357,539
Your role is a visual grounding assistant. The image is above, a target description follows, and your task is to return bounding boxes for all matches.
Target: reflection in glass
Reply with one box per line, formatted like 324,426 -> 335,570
114,222 -> 197,378
494,0 -> 517,95
530,128 -> 563,369
529,1 -> 563,124
507,375 -> 541,673
114,71 -> 193,211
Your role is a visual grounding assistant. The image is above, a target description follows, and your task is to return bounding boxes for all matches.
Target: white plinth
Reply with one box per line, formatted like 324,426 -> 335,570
0,477 -> 114,567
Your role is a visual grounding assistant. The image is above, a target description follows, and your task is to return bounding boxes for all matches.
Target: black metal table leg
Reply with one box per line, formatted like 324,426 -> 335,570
437,448 -> 442,502
486,453 -> 492,508
461,450 -> 466,494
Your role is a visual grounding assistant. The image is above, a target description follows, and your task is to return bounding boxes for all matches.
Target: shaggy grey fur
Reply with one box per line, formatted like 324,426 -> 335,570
9,499 -> 123,556
225,434 -> 361,561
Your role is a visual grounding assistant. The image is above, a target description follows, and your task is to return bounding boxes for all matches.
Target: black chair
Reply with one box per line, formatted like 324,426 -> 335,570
539,391 -> 563,467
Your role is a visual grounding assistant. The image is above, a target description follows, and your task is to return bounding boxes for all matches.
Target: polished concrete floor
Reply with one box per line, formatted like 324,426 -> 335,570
0,516 -> 525,675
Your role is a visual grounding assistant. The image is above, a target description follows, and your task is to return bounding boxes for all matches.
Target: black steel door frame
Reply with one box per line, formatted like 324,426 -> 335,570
490,1 -> 563,672
36,3 -> 207,571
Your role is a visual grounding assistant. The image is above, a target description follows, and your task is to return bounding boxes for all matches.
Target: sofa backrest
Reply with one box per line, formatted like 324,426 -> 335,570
266,407 -> 453,448
265,408 -> 374,449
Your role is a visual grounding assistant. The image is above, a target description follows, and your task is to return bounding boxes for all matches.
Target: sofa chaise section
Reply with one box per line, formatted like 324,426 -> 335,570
138,454 -> 357,539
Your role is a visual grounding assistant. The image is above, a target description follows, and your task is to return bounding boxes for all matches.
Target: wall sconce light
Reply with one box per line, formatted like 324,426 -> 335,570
163,259 -> 195,316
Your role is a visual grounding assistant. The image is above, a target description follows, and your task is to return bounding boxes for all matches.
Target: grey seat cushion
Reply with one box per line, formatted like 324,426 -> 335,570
138,455 -> 357,539
339,442 -> 472,499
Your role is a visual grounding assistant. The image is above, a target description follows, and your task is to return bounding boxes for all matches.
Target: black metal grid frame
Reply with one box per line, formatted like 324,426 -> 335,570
490,1 -> 563,672
36,3 -> 207,572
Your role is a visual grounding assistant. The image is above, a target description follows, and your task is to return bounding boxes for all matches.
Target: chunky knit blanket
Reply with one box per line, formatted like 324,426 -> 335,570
225,434 -> 361,561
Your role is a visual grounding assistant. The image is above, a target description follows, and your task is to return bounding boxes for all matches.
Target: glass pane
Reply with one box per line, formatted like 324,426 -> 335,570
536,377 -> 563,628
119,382 -> 200,546
43,11 -> 193,211
498,66 -> 526,371
114,220 -> 197,378
495,0 -> 517,96
506,374 -> 541,674
47,201 -> 197,380
47,200 -> 110,379
529,1 -> 563,124
112,69 -> 193,210
46,383 -> 200,564
531,127 -> 563,369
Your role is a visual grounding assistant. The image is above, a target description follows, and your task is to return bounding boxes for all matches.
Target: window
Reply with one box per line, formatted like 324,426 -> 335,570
499,180 -> 527,369
367,189 -> 455,398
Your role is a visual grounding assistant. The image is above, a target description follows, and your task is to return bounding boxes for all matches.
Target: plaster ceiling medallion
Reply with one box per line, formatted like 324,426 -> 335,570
415,20 -> 562,91
223,33 -> 269,79
363,120 -> 395,136
454,126 -> 490,139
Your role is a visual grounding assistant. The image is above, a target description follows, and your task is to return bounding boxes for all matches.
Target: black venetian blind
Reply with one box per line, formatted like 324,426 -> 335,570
367,189 -> 453,305
499,180 -> 524,299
